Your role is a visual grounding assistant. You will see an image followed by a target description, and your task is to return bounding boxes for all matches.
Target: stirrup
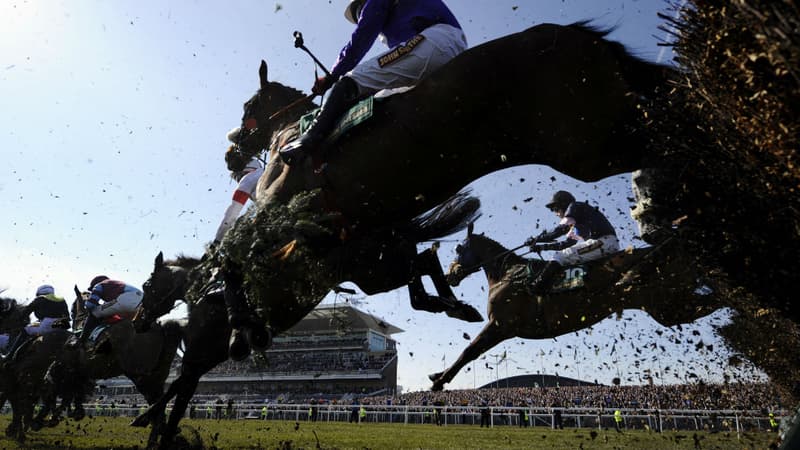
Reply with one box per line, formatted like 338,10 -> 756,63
279,140 -> 306,166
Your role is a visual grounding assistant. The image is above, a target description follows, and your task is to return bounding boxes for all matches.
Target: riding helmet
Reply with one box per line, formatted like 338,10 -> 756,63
35,284 -> 55,296
344,0 -> 366,24
89,275 -> 109,290
545,190 -> 576,211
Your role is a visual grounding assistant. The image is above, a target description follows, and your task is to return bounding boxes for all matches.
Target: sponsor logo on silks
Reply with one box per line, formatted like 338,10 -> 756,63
378,34 -> 426,67
551,266 -> 586,293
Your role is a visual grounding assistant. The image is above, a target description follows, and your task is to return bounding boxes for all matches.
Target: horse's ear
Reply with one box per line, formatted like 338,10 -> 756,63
467,222 -> 474,236
155,251 -> 164,269
74,285 -> 81,298
259,60 -> 269,90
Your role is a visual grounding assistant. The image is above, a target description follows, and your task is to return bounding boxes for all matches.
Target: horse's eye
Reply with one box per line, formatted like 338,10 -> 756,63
455,244 -> 463,254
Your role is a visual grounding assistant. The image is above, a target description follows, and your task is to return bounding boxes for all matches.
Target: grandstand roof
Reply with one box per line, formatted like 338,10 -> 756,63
287,304 -> 403,335
481,374 -> 597,389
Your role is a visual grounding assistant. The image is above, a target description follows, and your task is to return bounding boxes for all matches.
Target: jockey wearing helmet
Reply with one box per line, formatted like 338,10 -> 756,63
215,145 -> 265,245
525,190 -> 620,293
77,276 -> 143,344
279,0 -> 467,165
2,284 -> 69,360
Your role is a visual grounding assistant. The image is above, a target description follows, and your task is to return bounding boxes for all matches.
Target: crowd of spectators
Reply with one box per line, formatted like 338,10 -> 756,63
364,382 -> 783,411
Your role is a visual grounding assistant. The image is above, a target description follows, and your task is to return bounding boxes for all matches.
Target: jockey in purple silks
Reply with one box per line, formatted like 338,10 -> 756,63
279,0 -> 467,165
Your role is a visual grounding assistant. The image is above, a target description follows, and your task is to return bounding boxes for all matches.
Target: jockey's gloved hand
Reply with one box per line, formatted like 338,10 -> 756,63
312,75 -> 335,96
525,236 -> 537,250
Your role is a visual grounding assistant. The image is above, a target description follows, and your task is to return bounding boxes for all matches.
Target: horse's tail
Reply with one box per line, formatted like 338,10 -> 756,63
407,190 -> 481,242
570,20 -> 674,97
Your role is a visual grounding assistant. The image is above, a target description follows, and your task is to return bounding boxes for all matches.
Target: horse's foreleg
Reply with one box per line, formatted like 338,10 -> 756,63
157,372 -> 201,450
131,379 -> 179,428
430,323 -> 508,391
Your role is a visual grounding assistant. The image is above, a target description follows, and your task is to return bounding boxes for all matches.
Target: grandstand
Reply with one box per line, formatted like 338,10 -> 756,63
98,304 -> 402,400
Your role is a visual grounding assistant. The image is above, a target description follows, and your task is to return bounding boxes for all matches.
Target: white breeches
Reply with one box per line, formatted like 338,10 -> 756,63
554,235 -> 620,265
89,289 -> 143,319
348,24 -> 467,95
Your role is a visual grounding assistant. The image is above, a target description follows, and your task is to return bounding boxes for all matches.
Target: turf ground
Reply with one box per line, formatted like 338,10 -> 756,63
0,415 -> 779,449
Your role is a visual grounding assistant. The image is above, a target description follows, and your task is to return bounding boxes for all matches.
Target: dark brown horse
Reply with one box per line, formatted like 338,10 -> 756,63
222,22 -> 671,354
427,225 -> 721,391
36,286 -> 183,446
131,254 -> 231,450
0,297 -> 69,441
236,22 -> 670,225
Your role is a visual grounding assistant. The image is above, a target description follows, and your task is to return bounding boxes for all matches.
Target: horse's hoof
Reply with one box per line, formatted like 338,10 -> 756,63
73,406 -> 86,421
29,420 -> 42,432
428,372 -> 442,382
445,300 -> 483,323
228,329 -> 251,361
131,414 -> 151,428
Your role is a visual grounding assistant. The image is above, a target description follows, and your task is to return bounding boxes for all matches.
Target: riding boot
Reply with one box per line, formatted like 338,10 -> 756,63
529,261 -> 562,294
77,314 -> 99,345
279,76 -> 360,166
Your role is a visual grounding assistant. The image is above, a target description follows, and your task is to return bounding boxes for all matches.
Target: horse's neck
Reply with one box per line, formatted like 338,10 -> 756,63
0,309 -> 29,332
474,237 -> 525,282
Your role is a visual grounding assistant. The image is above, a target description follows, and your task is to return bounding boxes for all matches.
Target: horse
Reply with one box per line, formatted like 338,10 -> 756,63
235,22 -> 670,225
131,191 -> 482,449
0,297 -> 70,441
221,21 -> 672,353
427,225 -> 722,391
130,254 -> 232,449
34,286 -> 183,447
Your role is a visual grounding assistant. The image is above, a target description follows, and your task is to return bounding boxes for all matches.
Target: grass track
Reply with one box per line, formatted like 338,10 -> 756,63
0,415 -> 779,449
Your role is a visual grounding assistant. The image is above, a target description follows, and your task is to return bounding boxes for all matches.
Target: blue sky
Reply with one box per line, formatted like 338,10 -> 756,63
0,0 -> 763,391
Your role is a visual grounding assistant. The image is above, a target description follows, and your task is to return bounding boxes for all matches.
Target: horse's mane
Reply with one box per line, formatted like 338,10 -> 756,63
165,254 -> 202,270
260,81 -> 305,100
469,233 -> 528,268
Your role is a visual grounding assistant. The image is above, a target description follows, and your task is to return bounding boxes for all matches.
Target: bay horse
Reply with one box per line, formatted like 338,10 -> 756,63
35,286 -> 183,447
221,22 -> 671,353
428,225 -> 721,391
130,253 -> 231,449
0,297 -> 69,441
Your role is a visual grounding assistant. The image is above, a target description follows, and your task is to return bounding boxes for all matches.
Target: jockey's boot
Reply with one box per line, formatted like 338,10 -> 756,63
279,76 -> 360,166
529,261 -> 562,294
75,314 -> 99,346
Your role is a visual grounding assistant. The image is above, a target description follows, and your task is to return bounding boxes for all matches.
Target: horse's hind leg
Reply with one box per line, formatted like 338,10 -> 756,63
429,323 -> 509,391
411,248 -> 483,322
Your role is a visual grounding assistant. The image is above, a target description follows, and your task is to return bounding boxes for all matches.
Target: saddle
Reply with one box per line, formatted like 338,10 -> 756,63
514,253 -> 630,294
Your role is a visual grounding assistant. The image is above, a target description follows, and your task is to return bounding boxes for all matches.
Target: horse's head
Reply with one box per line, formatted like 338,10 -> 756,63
236,60 -> 315,157
134,251 -> 193,332
446,224 -> 483,287
0,297 -> 27,333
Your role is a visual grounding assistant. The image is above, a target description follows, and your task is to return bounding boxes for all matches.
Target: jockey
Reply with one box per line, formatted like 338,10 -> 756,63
2,284 -> 69,359
215,146 -> 265,245
526,191 -> 620,293
77,276 -> 143,344
279,0 -> 467,165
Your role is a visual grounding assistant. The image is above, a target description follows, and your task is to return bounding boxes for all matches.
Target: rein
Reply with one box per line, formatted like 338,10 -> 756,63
457,242 -> 537,276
